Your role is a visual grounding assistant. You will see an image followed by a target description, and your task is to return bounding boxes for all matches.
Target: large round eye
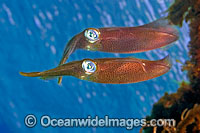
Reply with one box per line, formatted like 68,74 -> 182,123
82,60 -> 96,74
84,28 -> 100,43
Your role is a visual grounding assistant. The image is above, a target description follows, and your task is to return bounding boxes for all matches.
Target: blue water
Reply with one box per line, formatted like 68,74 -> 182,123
0,0 -> 189,132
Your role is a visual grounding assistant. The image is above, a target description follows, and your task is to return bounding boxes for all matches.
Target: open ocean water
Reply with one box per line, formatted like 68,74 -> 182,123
0,0 -> 189,132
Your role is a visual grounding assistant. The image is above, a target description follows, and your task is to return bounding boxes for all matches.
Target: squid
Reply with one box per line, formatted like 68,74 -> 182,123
20,55 -> 171,84
57,18 -> 178,84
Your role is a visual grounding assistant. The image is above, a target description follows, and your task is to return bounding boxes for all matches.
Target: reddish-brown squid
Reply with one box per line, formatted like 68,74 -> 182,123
57,18 -> 178,84
20,55 -> 171,84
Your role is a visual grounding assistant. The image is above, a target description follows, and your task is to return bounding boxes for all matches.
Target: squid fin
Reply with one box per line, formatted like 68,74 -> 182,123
160,43 -> 175,51
158,55 -> 172,69
140,17 -> 179,37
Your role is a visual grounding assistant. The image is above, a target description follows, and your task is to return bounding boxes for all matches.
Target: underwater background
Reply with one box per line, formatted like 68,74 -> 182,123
0,0 -> 189,132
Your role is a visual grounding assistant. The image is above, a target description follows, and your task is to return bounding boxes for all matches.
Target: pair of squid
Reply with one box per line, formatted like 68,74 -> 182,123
20,18 -> 178,84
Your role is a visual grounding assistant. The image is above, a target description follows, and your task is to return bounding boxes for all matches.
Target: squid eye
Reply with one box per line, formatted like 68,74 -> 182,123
82,60 -> 96,74
84,28 -> 100,43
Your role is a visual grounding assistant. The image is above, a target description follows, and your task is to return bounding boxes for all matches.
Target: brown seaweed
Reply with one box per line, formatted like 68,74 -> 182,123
144,0 -> 200,132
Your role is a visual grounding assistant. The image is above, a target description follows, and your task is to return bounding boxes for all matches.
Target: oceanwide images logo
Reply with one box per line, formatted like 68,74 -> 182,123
24,114 -> 176,130
39,115 -> 145,129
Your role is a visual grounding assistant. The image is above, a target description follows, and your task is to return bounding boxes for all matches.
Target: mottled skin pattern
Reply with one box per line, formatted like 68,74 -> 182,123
74,19 -> 178,53
57,18 -> 178,84
20,56 -> 171,84
96,27 -> 177,53
88,57 -> 171,84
